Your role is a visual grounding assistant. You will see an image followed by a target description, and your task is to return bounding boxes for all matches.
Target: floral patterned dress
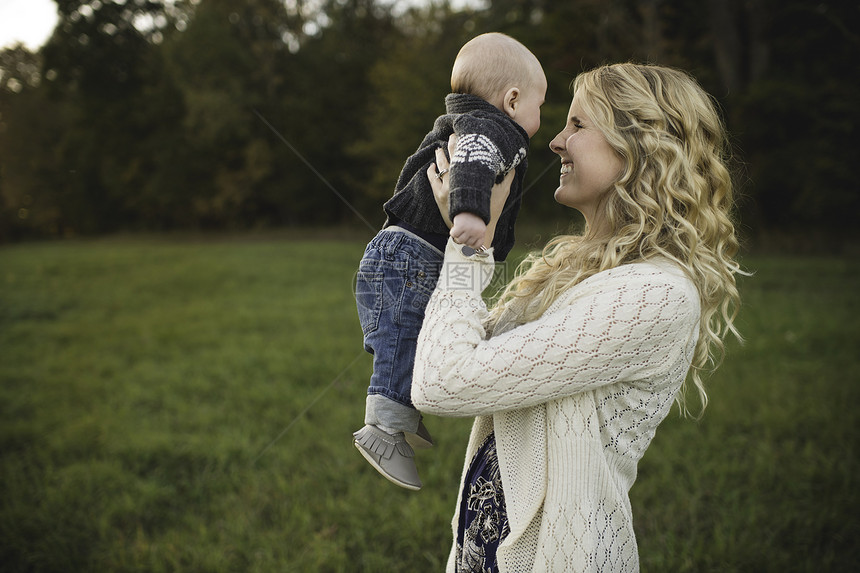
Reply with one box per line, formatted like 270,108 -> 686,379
455,433 -> 510,573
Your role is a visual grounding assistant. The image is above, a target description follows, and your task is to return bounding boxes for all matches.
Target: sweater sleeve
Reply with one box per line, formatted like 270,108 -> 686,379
448,113 -> 527,224
411,240 -> 700,418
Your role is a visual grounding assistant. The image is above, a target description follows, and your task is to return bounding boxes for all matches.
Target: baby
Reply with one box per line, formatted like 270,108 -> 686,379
353,32 -> 546,490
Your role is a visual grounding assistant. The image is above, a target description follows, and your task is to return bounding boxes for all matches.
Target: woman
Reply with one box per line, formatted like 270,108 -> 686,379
412,63 -> 742,572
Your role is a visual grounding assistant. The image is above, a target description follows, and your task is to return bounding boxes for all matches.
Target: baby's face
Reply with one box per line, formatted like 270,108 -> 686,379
512,73 -> 547,138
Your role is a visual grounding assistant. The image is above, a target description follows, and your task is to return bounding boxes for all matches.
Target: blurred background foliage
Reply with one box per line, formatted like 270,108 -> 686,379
0,0 -> 858,248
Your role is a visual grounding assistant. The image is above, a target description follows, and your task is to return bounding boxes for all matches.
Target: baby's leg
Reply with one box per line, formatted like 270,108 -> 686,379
353,229 -> 442,489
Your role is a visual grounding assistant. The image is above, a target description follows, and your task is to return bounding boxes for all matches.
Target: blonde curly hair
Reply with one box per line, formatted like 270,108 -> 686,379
489,63 -> 743,416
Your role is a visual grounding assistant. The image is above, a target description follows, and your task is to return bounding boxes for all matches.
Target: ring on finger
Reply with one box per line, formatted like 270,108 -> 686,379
436,168 -> 449,180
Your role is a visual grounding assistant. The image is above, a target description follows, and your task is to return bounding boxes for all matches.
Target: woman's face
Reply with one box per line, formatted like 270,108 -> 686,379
549,92 -> 624,230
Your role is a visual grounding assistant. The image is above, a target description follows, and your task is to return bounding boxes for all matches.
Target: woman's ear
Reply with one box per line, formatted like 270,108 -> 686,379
503,87 -> 520,119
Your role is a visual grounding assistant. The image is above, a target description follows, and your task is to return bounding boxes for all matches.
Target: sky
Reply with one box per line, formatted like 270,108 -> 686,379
0,0 -> 59,50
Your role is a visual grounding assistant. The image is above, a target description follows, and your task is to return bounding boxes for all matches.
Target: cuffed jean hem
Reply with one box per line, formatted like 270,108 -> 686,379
365,394 -> 421,434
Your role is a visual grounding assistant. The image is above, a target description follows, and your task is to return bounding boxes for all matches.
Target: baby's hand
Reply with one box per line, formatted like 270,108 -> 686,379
450,212 -> 487,249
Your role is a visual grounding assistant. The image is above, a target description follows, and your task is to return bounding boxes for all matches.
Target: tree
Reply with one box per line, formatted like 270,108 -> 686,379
32,0 -> 187,233
0,46 -> 67,239
712,0 -> 860,235
1,0 -> 857,242
160,0 -> 296,228
346,3 -> 476,220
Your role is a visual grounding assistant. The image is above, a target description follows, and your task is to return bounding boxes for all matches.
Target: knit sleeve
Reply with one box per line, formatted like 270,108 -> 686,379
411,241 -> 700,418
448,114 -> 527,224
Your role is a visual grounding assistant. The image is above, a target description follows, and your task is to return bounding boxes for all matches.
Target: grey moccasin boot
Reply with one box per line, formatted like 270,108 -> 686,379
353,424 -> 422,490
405,417 -> 434,450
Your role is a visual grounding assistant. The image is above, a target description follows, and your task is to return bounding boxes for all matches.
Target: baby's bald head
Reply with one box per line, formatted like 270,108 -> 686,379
451,33 -> 544,105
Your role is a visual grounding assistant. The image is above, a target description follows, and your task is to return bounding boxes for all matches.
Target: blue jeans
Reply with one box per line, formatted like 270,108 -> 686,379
355,227 -> 443,433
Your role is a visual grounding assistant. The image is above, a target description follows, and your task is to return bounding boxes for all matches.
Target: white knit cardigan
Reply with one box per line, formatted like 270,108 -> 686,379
412,239 -> 700,572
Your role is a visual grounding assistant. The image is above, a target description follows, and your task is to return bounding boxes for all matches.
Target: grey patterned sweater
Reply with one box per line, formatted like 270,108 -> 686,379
382,93 -> 529,261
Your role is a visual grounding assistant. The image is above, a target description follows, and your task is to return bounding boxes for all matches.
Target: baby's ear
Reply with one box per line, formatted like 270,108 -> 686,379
503,87 -> 520,118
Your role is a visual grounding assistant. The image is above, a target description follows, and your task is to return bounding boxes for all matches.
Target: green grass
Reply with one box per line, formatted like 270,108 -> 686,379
1,236 -> 857,572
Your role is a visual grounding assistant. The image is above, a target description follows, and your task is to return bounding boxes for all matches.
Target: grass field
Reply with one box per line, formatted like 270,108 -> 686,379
1,234 -> 858,572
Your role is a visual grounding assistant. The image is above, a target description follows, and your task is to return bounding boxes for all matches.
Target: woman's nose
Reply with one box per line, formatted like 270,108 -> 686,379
549,133 -> 564,154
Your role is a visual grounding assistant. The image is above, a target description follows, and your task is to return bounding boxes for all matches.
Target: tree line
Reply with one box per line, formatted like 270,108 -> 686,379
1,0 -> 857,245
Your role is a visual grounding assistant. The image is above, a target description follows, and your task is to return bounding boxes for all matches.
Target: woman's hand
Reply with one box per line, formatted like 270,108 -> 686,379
428,135 -> 457,229
428,134 -> 515,248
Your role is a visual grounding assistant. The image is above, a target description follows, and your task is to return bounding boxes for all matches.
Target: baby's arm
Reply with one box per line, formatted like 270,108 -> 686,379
450,212 -> 487,249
